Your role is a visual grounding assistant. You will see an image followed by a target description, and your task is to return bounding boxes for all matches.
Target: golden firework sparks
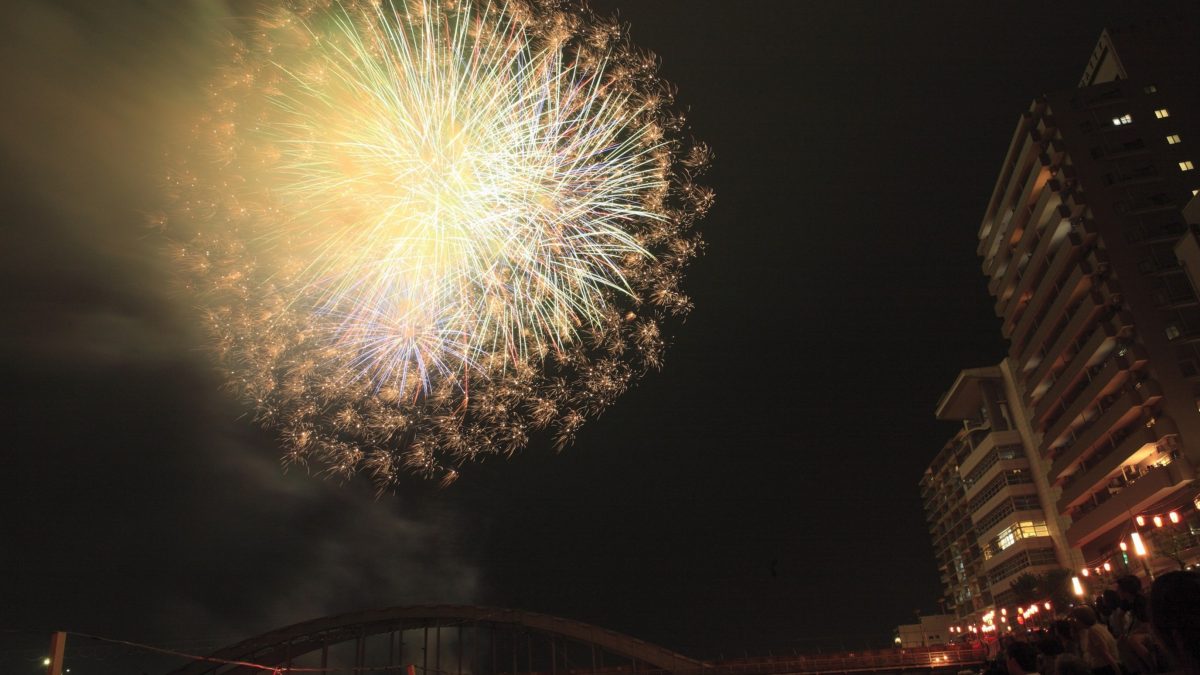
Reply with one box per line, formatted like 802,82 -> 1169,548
167,0 -> 711,486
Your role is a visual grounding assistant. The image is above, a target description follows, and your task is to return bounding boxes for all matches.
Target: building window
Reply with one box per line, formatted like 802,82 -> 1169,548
1182,161 -> 1195,172
1155,109 -> 1170,119
1168,135 -> 1182,145
1113,114 -> 1133,126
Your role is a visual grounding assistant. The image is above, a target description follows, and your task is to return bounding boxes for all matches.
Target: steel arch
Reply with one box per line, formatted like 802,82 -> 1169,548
169,605 -> 705,675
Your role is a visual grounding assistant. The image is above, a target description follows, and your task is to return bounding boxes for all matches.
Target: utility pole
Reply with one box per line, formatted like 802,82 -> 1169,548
46,632 -> 66,675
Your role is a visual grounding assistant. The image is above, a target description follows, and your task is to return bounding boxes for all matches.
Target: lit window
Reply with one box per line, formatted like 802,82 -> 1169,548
1113,114 -> 1133,126
1168,134 -> 1182,145
1155,108 -> 1170,119
1182,161 -> 1195,172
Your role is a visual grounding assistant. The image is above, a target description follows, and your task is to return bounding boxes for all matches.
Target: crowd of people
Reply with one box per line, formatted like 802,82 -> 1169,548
978,570 -> 1200,675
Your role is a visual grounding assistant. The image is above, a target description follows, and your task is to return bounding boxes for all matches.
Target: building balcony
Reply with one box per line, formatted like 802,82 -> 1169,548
1057,418 -> 1175,511
970,482 -> 1038,524
975,505 -> 1048,546
1042,138 -> 1068,167
1031,276 -> 1121,378
1064,456 -> 1195,547
998,201 -> 1074,319
987,561 -> 1061,601
1028,315 -> 1131,415
994,193 -> 1048,307
959,429 -> 1023,480
982,535 -> 1057,574
1024,252 -> 1105,357
1007,222 -> 1083,344
1017,251 -> 1108,367
1048,381 -> 1162,478
1039,347 -> 1143,445
964,458 -> 1031,505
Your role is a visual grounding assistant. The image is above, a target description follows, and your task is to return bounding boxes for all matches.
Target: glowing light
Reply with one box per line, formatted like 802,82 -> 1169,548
1103,562 -> 1111,571
1136,515 -> 1146,526
1131,532 -> 1147,556
1081,568 -> 1089,577
1170,511 -> 1180,523
1044,602 -> 1051,610
1154,515 -> 1164,528
167,0 -> 710,484
1120,541 -> 1128,551
43,658 -> 52,667
1072,575 -> 1085,596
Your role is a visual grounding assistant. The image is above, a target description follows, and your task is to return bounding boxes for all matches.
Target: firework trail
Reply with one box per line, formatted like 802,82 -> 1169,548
166,0 -> 711,486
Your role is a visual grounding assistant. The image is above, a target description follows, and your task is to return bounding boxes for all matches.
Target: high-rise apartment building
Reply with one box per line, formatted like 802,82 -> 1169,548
924,364 -> 1076,621
976,18 -> 1200,568
921,424 -> 987,619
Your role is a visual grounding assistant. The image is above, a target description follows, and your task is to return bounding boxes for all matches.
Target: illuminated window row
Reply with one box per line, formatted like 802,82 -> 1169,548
983,520 -> 1050,560
1111,110 -> 1169,128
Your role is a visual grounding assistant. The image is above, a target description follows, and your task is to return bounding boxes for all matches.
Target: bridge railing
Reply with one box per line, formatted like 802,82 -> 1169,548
698,647 -> 987,675
539,646 -> 987,675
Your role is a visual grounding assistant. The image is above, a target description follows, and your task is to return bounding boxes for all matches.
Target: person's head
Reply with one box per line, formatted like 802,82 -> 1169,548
1099,589 -> 1120,614
1150,571 -> 1200,675
1069,605 -> 1098,627
1007,641 -> 1039,675
1116,574 -> 1143,602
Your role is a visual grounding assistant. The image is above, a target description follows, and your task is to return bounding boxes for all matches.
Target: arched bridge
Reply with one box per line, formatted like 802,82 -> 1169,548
171,605 -> 703,675
169,605 -> 985,675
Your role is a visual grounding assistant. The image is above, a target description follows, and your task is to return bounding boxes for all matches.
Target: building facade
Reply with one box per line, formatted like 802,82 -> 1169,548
976,19 -> 1200,571
921,426 -> 988,620
924,365 -> 1076,623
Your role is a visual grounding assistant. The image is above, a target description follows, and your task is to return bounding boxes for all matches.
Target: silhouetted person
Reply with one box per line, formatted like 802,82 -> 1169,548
1150,570 -> 1200,675
1118,594 -> 1163,674
1008,641 -> 1041,675
1037,630 -> 1066,675
1113,574 -> 1145,638
1069,606 -> 1120,675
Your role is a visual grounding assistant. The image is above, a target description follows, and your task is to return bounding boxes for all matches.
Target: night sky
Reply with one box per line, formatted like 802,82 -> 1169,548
2,1 -> 1196,673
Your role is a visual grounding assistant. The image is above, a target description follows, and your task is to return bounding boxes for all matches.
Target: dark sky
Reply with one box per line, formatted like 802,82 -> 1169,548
2,1 -> 1195,672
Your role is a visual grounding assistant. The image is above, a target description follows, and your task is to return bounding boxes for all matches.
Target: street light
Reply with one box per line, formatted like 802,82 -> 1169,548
1131,531 -> 1148,556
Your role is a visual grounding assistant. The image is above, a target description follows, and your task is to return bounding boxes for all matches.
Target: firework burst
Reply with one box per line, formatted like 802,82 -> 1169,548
166,0 -> 711,486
